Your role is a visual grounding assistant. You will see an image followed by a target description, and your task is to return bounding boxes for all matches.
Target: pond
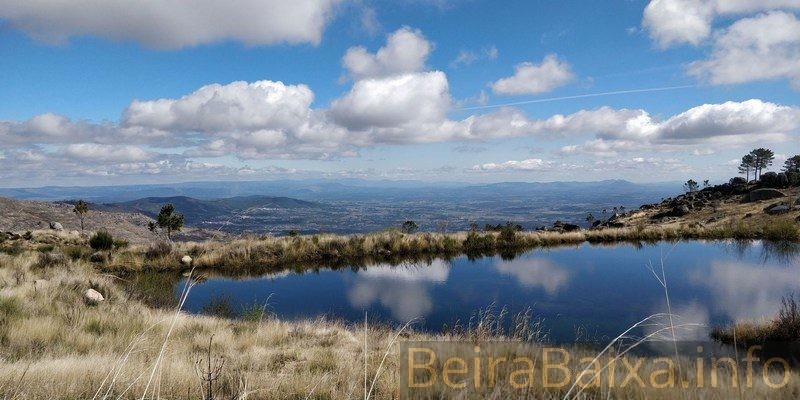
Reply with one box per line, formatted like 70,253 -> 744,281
178,240 -> 800,342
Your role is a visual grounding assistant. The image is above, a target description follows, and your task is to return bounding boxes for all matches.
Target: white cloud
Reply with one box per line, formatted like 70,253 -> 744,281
330,72 -> 452,139
642,0 -> 715,48
342,27 -> 431,80
491,54 -> 574,95
559,99 -> 800,156
123,80 -> 315,133
63,143 -> 156,163
0,0 -> 340,49
688,11 -> 800,88
493,258 -> 571,295
642,0 -> 800,48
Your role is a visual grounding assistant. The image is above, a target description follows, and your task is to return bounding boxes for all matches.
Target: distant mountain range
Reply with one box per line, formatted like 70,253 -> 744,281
0,178 -> 680,203
1,179 -> 681,235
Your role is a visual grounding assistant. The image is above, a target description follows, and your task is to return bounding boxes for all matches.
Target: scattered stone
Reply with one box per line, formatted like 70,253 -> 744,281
49,221 -> 64,230
749,188 -> 786,202
181,255 -> 193,266
84,288 -> 105,304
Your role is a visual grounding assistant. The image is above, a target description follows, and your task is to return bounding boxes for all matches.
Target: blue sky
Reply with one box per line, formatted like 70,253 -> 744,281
1,0 -> 799,186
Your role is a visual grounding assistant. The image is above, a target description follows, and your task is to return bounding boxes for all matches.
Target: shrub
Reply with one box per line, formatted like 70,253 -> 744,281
34,252 -> 68,269
113,239 -> 129,250
145,241 -> 173,260
400,220 -> 418,234
729,176 -> 747,186
89,230 -> 114,251
787,172 -> 800,187
62,245 -> 91,261
22,231 -> 33,240
36,244 -> 55,253
0,243 -> 23,256
762,218 -> 800,242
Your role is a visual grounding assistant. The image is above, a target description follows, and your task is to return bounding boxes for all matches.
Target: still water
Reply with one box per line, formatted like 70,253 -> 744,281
179,240 -> 799,342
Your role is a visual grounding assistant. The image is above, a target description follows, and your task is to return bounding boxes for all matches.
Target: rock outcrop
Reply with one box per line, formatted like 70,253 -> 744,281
749,188 -> 786,202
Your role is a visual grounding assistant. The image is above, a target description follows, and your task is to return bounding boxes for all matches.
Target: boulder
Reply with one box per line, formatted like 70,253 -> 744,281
671,205 -> 690,217
749,188 -> 786,202
180,255 -> 193,266
49,221 -> 64,231
84,288 -> 105,304
766,205 -> 791,215
561,223 -> 581,232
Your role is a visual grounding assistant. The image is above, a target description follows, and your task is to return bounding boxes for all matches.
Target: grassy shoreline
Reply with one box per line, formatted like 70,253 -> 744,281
100,216 -> 800,274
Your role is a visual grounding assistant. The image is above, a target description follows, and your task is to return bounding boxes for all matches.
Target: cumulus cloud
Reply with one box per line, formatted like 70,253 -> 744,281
688,11 -> 800,88
491,54 -> 574,95
558,99 -> 800,156
330,72 -> 452,140
642,0 -> 800,48
3,25 -> 799,182
0,0 -> 340,49
342,27 -> 431,80
63,144 -> 156,163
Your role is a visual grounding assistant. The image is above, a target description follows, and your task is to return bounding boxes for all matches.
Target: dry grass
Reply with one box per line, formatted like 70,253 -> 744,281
98,217 -> 797,274
1,250 -> 799,399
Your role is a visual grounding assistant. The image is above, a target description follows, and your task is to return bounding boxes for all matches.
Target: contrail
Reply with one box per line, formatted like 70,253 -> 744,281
456,84 -> 695,111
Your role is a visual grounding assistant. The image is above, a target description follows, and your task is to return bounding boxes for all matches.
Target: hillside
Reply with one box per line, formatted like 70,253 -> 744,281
0,197 -> 224,243
610,182 -> 800,231
101,195 -> 318,225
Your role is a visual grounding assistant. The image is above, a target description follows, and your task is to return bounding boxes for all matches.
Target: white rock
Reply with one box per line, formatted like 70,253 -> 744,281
181,255 -> 193,266
84,288 -> 105,304
49,221 -> 64,230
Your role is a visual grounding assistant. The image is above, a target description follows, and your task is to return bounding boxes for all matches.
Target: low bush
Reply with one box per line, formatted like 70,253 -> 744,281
762,218 -> 800,242
89,230 -> 114,251
145,241 -> 173,260
62,245 -> 91,261
33,252 -> 68,269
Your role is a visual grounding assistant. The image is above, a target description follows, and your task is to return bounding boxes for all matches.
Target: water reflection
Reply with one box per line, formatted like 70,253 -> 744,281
690,260 -> 800,322
493,257 -> 571,295
346,260 -> 450,321
180,240 -> 800,341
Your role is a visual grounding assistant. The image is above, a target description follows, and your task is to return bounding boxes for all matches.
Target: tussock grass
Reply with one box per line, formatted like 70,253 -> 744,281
92,218 -> 798,274
713,294 -> 800,345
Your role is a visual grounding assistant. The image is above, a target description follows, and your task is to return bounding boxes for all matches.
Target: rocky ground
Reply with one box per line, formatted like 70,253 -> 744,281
607,181 -> 800,231
0,197 -> 225,243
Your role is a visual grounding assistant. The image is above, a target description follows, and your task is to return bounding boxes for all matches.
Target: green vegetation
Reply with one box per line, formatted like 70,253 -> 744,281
72,199 -> 89,231
683,179 -> 699,193
89,230 -> 114,251
148,203 -> 185,240
400,220 -> 418,234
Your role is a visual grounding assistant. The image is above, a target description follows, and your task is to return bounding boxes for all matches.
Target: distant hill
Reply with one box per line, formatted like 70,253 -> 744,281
0,197 -> 157,243
101,195 -> 319,225
0,178 -> 679,203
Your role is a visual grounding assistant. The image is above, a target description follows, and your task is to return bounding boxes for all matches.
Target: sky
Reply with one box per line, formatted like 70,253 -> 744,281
1,0 -> 799,187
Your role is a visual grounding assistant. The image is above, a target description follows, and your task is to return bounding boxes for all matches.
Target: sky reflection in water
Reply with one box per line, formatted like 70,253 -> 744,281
180,240 -> 800,342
